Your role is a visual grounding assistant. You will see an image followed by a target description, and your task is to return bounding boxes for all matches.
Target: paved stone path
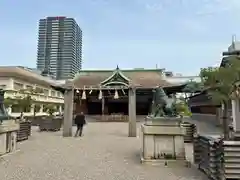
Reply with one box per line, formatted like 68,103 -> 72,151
0,122 -> 208,180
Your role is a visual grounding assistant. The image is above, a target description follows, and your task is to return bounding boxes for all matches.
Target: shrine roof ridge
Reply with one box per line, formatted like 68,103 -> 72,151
76,68 -> 164,73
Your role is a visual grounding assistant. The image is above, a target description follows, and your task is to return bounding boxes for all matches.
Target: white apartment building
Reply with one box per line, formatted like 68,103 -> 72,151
0,66 -> 64,117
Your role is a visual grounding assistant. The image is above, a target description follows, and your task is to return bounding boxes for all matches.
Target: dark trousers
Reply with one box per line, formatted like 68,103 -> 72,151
75,124 -> 83,137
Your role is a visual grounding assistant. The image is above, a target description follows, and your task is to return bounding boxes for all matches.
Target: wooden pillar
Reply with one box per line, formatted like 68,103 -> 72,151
63,89 -> 74,137
102,97 -> 105,115
128,87 -> 136,137
101,97 -> 105,121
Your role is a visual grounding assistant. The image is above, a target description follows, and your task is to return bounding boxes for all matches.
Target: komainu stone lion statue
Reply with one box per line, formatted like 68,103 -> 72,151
149,87 -> 178,118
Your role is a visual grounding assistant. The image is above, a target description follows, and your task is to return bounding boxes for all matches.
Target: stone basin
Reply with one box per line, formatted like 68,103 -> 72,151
0,120 -> 19,134
144,116 -> 182,126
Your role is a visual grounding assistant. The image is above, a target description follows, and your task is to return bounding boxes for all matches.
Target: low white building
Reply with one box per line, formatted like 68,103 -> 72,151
164,75 -> 201,84
164,75 -> 200,99
0,66 -> 64,117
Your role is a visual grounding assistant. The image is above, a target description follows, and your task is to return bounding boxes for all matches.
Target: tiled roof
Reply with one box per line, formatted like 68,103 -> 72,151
73,69 -> 173,88
0,66 -> 63,87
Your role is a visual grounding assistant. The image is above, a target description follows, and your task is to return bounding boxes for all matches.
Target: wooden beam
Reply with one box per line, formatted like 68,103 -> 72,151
75,86 -> 128,90
73,85 -> 155,90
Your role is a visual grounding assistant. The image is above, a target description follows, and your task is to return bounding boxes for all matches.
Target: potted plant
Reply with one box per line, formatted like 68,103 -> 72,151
175,101 -> 196,142
39,104 -> 62,131
17,96 -> 33,141
46,104 -> 56,117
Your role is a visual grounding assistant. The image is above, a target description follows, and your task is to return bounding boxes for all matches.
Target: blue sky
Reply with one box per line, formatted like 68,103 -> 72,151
0,0 -> 240,75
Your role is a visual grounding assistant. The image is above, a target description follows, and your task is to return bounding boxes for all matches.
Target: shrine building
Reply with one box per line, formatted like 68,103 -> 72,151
67,67 -> 185,121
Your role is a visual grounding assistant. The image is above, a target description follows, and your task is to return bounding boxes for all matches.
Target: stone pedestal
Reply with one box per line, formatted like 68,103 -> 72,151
0,120 -> 19,156
140,116 -> 189,167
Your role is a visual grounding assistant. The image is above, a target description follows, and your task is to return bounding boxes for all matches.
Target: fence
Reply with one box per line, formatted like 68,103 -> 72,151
17,121 -> 31,141
193,134 -> 240,179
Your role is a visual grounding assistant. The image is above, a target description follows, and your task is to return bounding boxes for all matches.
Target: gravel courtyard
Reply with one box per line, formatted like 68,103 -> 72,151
0,122 -> 209,180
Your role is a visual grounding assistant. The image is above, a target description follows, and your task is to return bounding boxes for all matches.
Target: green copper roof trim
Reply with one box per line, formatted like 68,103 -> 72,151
100,66 -> 130,85
103,81 -> 129,87
74,68 -> 163,79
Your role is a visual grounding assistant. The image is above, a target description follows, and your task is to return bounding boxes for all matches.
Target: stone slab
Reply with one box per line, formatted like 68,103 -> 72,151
0,122 -> 19,133
0,133 -> 6,155
141,124 -> 184,135
140,155 -> 191,168
145,116 -> 182,126
141,123 -> 186,165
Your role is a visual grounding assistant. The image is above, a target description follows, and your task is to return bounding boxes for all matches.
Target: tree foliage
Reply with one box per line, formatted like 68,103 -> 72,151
45,104 -> 57,116
175,101 -> 192,116
5,87 -> 43,113
4,97 -> 15,108
199,56 -> 240,139
183,80 -> 203,95
200,56 -> 240,104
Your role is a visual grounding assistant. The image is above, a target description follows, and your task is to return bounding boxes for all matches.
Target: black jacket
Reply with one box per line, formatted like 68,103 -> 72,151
74,114 -> 86,126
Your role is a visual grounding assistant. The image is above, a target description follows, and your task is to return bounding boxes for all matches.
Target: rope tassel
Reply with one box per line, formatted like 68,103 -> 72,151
114,89 -> 119,99
98,90 -> 103,100
81,90 -> 86,100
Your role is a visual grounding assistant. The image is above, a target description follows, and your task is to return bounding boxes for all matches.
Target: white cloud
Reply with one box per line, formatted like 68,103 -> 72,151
139,0 -> 240,16
195,0 -> 240,16
145,3 -> 162,12
180,19 -> 207,33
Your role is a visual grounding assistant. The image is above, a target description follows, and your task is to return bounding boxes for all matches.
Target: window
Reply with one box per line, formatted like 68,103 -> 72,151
36,87 -> 43,94
12,104 -> 31,113
0,85 -> 6,90
24,105 -> 31,112
26,85 -> 33,91
11,104 -> 21,113
43,105 -> 48,112
13,82 -> 23,90
43,89 -> 49,96
34,104 -> 41,113
51,91 -> 55,97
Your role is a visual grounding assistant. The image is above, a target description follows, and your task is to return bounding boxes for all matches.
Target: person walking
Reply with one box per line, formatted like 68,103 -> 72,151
74,112 -> 86,137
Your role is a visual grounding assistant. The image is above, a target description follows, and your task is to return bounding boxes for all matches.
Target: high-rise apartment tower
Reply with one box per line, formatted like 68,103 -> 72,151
37,16 -> 82,80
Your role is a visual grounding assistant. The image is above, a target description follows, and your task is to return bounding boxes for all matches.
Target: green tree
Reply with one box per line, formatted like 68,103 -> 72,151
175,101 -> 192,117
45,104 -> 57,116
4,97 -> 15,109
199,56 -> 240,139
14,87 -> 43,116
182,80 -> 203,99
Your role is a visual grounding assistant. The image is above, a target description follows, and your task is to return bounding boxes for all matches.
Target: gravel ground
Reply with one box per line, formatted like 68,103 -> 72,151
0,122 -> 208,180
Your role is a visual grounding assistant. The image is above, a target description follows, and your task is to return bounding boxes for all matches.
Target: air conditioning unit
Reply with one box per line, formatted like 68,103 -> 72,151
6,132 -> 17,153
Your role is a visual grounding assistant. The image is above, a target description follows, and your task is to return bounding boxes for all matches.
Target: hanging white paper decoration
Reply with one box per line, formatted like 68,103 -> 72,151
114,89 -> 119,99
98,90 -> 103,100
76,89 -> 80,93
81,90 -> 86,100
